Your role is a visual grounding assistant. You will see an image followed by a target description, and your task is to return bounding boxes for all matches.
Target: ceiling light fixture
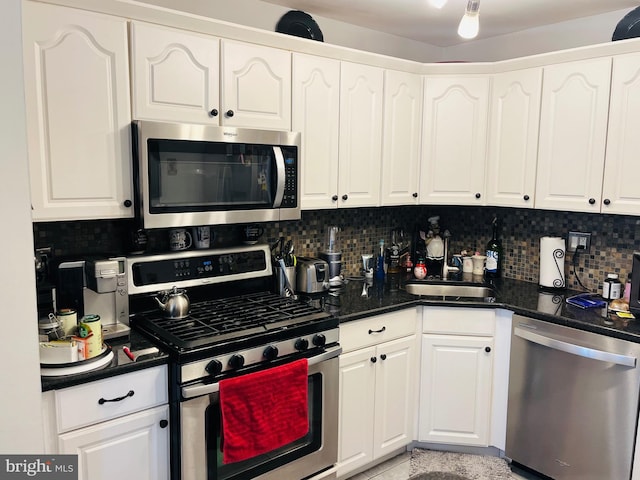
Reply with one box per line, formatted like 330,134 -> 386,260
428,0 -> 448,8
458,0 -> 480,39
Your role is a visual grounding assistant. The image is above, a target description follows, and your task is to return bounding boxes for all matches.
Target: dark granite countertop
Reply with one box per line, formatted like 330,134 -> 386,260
40,329 -> 168,392
310,275 -> 640,343
42,275 -> 640,391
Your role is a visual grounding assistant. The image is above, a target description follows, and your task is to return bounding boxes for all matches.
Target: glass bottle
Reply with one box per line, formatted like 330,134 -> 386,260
485,216 -> 502,278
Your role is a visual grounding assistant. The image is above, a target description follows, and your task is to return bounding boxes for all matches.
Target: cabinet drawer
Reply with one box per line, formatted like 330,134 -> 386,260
55,365 -> 168,433
423,307 -> 495,336
340,309 -> 418,353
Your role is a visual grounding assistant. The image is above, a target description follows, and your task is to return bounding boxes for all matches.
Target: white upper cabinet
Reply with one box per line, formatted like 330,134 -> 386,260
130,22 -> 219,124
420,76 -> 490,205
221,40 -> 291,130
602,53 -> 640,215
293,53 -> 341,210
338,62 -> 384,208
486,68 -> 542,208
22,2 -> 133,221
381,70 -> 423,206
535,58 -> 611,212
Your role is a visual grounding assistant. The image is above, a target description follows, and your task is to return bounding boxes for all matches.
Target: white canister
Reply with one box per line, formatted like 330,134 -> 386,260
462,256 -> 473,273
57,308 -> 77,336
78,314 -> 102,359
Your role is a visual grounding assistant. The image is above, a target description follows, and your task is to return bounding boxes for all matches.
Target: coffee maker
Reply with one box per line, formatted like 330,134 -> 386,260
319,226 -> 343,287
56,257 -> 130,339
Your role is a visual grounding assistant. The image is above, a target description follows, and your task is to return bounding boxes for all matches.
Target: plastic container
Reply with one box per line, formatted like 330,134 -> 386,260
602,273 -> 622,300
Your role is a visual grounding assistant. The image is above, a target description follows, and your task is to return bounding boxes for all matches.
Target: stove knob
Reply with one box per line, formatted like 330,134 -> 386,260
263,345 -> 279,361
312,333 -> 326,347
295,338 -> 309,351
228,354 -> 245,370
205,359 -> 223,375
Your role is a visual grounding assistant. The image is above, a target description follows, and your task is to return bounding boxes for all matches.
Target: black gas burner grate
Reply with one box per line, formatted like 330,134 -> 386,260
134,291 -> 331,351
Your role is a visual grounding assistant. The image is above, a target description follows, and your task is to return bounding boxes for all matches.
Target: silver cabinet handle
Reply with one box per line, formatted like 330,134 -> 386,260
515,327 -> 636,367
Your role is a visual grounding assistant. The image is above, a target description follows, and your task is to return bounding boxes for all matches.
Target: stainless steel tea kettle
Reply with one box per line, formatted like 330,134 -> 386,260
155,286 -> 190,319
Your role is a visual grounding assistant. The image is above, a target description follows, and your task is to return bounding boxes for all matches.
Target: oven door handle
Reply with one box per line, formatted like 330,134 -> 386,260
181,345 -> 343,399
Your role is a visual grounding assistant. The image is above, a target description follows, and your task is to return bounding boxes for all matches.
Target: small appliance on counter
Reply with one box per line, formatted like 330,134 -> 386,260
56,257 -> 130,339
296,257 -> 330,294
320,225 -> 343,287
629,252 -> 640,315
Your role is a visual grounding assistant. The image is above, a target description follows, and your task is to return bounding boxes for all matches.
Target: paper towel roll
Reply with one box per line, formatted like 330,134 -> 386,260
539,236 -> 566,289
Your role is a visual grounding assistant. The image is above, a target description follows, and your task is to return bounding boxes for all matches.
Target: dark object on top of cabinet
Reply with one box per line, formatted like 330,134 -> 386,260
612,7 -> 640,41
276,10 -> 324,42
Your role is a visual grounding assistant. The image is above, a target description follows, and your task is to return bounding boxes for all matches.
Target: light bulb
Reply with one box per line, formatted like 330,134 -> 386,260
428,0 -> 448,8
458,0 -> 480,39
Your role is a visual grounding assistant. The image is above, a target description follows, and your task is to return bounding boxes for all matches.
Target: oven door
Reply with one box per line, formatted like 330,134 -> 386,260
180,346 -> 340,480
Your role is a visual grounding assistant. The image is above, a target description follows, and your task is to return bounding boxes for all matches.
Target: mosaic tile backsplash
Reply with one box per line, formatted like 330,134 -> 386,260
33,206 -> 640,294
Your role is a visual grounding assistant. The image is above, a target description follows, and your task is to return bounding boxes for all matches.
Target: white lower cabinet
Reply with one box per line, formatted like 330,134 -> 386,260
42,366 -> 170,480
418,308 -> 496,447
337,309 -> 419,478
58,405 -> 169,480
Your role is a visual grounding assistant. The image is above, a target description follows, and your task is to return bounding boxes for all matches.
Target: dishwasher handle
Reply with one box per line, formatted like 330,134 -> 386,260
515,327 -> 637,367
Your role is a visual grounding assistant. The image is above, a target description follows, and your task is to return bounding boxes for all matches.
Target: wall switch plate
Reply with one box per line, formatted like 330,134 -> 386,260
568,231 -> 591,253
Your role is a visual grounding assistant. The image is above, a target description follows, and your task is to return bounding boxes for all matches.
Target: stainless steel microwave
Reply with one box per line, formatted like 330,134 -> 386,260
132,120 -> 301,229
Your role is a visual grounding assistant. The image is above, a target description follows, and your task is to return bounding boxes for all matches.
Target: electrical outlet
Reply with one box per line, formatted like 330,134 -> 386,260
567,232 -> 591,253
34,246 -> 52,281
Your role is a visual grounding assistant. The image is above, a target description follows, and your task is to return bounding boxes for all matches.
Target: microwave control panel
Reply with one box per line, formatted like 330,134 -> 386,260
281,146 -> 297,208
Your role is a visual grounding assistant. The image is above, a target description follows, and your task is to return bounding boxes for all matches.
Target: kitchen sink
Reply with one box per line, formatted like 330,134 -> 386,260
404,281 -> 496,299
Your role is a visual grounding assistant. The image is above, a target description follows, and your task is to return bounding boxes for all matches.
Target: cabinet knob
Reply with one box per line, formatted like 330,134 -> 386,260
485,346 -> 491,353
342,194 -> 348,201
225,110 -> 235,118
523,195 -> 530,201
589,198 -> 596,205
209,109 -> 219,117
123,199 -> 132,208
370,356 -> 377,363
380,354 -> 387,361
603,198 -> 611,206
412,192 -> 418,198
475,193 -> 481,199
332,195 -> 339,202
159,419 -> 169,429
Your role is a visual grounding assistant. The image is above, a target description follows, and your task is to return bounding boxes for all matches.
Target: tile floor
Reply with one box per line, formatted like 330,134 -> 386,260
349,452 -> 547,480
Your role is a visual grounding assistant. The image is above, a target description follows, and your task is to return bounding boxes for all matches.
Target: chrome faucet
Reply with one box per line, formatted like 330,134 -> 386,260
441,230 -> 460,279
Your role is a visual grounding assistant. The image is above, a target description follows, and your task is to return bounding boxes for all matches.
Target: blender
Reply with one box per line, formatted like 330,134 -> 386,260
319,226 -> 343,287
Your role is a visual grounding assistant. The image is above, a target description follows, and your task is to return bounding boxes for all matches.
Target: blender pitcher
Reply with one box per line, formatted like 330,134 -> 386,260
320,226 -> 342,286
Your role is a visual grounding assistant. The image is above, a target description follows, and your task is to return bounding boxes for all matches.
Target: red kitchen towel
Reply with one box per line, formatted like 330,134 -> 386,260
219,358 -> 309,464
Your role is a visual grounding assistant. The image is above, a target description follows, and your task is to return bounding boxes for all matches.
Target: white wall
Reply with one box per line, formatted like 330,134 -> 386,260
138,0 -> 633,63
137,0 -> 445,62
0,0 -> 45,453
445,8 -> 633,62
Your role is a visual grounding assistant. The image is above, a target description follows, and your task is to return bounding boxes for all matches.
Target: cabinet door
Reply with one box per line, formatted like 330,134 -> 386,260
293,53 -> 340,210
130,22 -> 220,124
338,62 -> 384,208
602,53 -> 640,215
22,2 -> 133,221
486,69 -> 542,208
221,40 -> 291,130
337,346 -> 376,477
58,405 -> 170,480
535,58 -> 611,212
381,70 -> 422,206
420,76 -> 490,205
373,335 -> 416,459
419,334 -> 493,446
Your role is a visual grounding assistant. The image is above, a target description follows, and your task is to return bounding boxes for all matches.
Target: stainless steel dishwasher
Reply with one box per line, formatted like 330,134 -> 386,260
506,314 -> 640,480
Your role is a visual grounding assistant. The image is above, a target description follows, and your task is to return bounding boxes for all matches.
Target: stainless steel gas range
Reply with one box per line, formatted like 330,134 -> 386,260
126,245 -> 340,480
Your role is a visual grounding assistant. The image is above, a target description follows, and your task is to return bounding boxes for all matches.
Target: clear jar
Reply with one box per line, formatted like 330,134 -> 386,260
603,273 -> 622,300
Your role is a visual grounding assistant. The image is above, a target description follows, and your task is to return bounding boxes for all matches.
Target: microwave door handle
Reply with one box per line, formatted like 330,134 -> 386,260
273,146 -> 286,208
